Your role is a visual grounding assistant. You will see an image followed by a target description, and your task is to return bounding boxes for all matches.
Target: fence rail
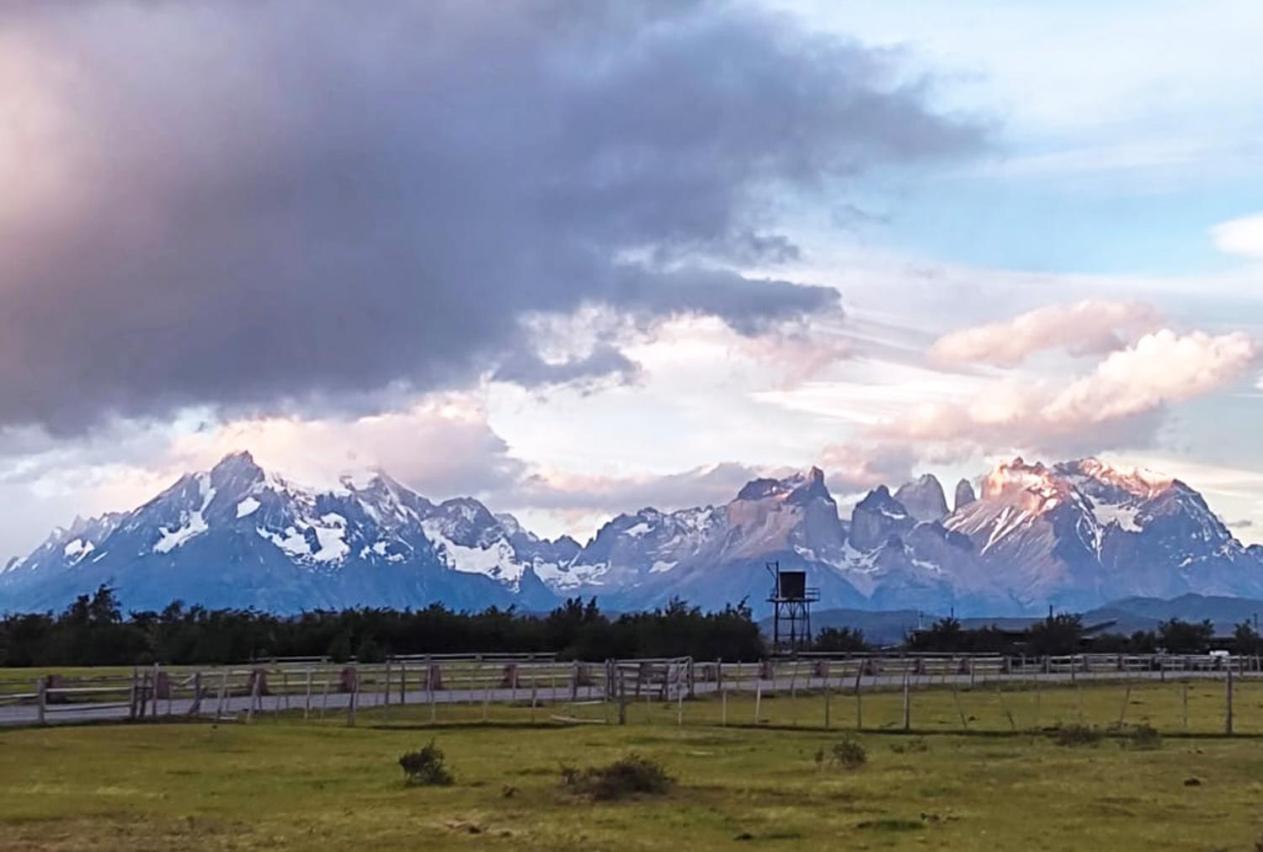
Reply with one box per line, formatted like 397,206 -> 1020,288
1,653 -> 1259,730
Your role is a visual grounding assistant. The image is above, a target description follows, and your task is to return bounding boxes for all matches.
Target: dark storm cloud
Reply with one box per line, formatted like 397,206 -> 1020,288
492,343 -> 641,390
0,0 -> 985,432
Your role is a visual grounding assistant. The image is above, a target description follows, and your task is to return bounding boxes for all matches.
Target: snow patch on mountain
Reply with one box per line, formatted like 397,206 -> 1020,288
1090,501 -> 1142,533
153,474 -> 215,554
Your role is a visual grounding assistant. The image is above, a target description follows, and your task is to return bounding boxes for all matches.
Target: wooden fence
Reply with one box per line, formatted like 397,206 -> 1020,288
1,653 -> 1258,731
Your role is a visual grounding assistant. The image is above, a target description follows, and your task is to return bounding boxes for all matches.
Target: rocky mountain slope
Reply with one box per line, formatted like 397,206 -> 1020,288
0,452 -> 572,613
3,452 -> 1262,616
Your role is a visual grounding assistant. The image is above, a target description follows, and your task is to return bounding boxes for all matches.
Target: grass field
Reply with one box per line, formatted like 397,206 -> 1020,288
2,682 -> 1262,850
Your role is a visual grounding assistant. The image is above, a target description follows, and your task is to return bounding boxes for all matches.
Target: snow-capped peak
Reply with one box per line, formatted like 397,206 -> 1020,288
1059,457 -> 1174,499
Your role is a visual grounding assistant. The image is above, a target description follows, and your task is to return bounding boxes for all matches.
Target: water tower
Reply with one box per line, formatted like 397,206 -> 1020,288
766,561 -> 819,653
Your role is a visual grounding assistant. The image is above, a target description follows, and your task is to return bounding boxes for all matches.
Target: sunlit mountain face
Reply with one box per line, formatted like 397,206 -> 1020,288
3,453 -> 1260,617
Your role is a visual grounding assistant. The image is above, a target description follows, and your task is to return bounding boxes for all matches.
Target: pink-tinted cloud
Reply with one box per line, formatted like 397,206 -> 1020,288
929,300 -> 1162,368
892,329 -> 1257,454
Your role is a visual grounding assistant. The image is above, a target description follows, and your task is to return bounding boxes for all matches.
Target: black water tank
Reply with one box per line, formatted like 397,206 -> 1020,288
778,570 -> 807,599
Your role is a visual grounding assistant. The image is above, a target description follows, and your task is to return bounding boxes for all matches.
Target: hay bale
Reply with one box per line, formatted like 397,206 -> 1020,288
338,667 -> 358,693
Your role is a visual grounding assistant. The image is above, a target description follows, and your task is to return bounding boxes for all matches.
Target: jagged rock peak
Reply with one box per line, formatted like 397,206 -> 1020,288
848,485 -> 914,551
735,466 -> 830,503
211,449 -> 262,477
980,457 -> 1061,501
854,485 -> 906,515
954,478 -> 977,511
894,474 -> 949,523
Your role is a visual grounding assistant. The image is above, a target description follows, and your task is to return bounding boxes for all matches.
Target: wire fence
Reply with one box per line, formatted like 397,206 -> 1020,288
2,653 -> 1260,734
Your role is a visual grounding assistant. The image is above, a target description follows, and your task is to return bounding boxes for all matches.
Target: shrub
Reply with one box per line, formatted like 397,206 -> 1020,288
1049,724 -> 1103,747
399,740 -> 454,786
1122,723 -> 1161,750
560,753 -> 673,800
828,736 -> 867,770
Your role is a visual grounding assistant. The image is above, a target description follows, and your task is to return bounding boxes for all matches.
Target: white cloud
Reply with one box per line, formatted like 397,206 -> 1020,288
1045,330 -> 1257,424
1211,213 -> 1263,260
930,300 -> 1162,367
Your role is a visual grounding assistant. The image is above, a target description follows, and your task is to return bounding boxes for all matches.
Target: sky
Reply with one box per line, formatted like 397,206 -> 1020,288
1,0 -> 1261,560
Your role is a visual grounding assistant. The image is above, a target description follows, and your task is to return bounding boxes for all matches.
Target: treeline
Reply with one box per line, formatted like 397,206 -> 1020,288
905,614 -> 1263,656
0,586 -> 765,667
8,586 -> 1259,667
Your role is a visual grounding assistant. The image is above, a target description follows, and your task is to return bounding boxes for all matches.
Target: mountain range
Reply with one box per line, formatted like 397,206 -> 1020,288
2,451 -> 1262,617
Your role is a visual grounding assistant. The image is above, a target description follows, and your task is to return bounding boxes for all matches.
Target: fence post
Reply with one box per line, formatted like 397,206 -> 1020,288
321,666 -> 332,718
304,668 -> 313,720
854,662 -> 864,731
1033,670 -> 1041,729
529,665 -> 538,724
347,666 -> 358,728
676,663 -> 684,726
482,664 -> 491,723
1182,681 -> 1189,731
247,668 -> 260,724
216,668 -> 228,722
618,668 -> 627,726
754,680 -> 763,725
128,667 -> 139,721
151,663 -> 161,718
428,660 -> 437,725
824,683 -> 831,730
190,672 -> 203,717
902,670 -> 911,732
36,677 -> 46,726
1226,667 -> 1234,735
399,662 -> 407,706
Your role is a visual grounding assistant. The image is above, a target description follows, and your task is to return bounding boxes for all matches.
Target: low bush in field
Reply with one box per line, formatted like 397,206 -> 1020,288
399,740 -> 454,786
1049,724 -> 1103,747
818,736 -> 867,769
560,754 -> 673,801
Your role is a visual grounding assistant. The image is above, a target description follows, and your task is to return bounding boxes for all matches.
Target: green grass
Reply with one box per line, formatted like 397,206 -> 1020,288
3,682 -> 1263,850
